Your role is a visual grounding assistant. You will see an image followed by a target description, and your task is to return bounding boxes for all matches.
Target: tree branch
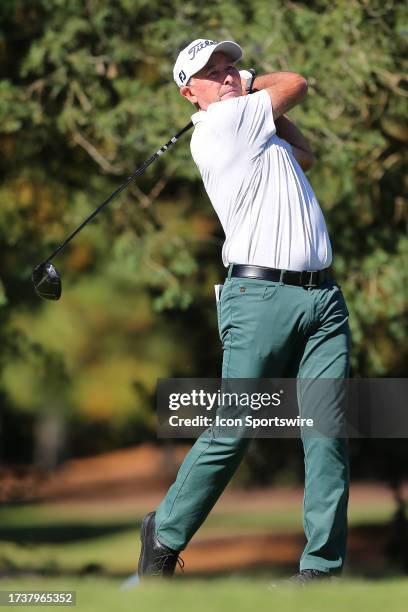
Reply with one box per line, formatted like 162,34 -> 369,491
72,130 -> 125,174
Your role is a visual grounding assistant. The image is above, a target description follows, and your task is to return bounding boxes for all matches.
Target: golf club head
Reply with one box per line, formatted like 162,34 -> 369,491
32,262 -> 62,300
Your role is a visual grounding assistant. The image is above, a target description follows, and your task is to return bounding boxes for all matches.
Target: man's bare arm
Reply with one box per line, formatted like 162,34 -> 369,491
251,72 -> 308,119
275,114 -> 315,171
240,71 -> 312,169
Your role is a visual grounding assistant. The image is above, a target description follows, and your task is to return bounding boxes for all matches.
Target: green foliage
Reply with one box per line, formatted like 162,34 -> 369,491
0,0 -> 406,458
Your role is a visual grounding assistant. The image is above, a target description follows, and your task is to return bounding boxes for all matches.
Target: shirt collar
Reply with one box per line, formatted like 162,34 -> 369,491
191,110 -> 207,125
192,100 -> 224,125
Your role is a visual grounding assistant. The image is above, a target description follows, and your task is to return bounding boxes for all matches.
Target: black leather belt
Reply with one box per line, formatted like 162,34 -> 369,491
231,264 -> 333,287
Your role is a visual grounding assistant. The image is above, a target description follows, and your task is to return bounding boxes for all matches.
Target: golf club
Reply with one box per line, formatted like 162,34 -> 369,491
32,121 -> 193,300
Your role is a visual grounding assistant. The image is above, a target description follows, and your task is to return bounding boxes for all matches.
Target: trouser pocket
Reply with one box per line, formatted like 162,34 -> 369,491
215,284 -> 224,341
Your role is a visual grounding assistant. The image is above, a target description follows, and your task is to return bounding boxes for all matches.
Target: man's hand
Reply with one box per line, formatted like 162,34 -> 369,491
240,76 -> 250,96
239,69 -> 255,96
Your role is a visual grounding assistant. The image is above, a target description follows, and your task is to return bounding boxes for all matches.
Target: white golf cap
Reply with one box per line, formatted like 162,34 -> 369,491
173,38 -> 243,88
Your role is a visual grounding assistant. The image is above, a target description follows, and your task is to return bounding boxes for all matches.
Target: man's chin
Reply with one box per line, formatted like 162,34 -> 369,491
220,90 -> 241,101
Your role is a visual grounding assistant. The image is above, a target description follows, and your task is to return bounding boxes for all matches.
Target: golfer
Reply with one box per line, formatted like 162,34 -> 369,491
138,39 -> 350,584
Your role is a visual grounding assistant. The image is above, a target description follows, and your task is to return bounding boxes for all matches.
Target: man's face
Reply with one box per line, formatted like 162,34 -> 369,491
180,51 -> 242,110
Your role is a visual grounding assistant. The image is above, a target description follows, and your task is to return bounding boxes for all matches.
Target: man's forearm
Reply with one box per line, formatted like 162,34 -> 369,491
275,115 -> 311,152
275,115 -> 314,171
242,71 -> 313,169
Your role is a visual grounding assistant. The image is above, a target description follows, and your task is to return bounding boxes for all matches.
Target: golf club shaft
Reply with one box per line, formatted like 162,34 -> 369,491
39,121 -> 193,266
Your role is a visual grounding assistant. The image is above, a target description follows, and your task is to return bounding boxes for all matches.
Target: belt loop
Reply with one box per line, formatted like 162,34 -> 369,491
227,264 -> 233,280
279,269 -> 285,285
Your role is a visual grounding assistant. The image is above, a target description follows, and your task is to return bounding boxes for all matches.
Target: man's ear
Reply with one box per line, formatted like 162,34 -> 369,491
180,85 -> 197,105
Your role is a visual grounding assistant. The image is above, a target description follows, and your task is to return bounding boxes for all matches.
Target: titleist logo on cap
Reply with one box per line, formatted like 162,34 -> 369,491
188,40 -> 217,60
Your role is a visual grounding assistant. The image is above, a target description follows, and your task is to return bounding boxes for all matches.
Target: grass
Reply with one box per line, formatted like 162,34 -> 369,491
0,498 -> 396,577
0,577 -> 407,612
0,496 -> 395,531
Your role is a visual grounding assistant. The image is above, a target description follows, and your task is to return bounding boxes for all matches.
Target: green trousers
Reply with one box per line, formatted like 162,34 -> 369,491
155,271 -> 350,573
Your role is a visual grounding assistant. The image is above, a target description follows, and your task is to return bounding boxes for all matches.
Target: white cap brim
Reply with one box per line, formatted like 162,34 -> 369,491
209,41 -> 242,64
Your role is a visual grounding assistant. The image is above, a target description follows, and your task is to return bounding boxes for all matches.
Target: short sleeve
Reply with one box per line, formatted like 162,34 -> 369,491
207,90 -> 276,159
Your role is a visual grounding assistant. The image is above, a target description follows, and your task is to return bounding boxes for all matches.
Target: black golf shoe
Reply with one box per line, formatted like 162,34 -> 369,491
288,569 -> 333,585
138,511 -> 183,578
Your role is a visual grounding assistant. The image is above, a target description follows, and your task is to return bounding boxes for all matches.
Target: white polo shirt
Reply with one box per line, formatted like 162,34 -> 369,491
190,89 -> 332,271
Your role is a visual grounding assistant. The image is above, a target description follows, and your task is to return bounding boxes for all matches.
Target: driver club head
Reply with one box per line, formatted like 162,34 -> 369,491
32,262 -> 62,301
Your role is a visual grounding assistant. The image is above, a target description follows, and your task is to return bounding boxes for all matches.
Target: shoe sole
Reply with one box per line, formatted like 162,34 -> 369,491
138,511 -> 155,577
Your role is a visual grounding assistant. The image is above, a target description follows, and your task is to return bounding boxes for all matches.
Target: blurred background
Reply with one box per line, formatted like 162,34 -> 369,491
0,0 -> 407,591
